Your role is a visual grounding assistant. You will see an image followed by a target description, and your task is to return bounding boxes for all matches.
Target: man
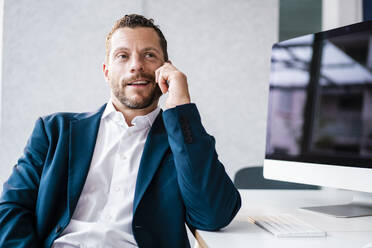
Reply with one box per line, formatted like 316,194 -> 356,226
0,14 -> 241,247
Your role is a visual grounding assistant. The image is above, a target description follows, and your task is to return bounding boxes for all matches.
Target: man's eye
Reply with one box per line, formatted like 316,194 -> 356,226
145,53 -> 155,58
117,54 -> 128,59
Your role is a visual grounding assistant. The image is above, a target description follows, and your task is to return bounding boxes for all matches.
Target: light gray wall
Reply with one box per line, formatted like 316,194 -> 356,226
0,0 -> 3,137
322,0 -> 362,31
0,0 -> 278,185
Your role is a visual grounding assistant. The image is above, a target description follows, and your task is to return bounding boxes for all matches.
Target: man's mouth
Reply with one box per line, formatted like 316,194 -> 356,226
126,80 -> 152,87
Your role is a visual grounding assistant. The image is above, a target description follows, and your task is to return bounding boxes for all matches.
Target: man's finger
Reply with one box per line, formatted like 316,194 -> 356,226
157,72 -> 168,94
155,63 -> 167,83
155,67 -> 160,83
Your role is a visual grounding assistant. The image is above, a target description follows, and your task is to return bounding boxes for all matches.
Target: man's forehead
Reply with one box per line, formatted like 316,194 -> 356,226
110,27 -> 161,49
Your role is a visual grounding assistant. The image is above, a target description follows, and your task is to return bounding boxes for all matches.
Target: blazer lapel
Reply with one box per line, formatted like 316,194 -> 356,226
67,104 -> 106,218
133,111 -> 170,214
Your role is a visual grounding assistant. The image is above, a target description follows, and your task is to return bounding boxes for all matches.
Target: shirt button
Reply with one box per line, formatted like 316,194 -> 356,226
120,154 -> 127,160
106,214 -> 112,220
115,186 -> 121,192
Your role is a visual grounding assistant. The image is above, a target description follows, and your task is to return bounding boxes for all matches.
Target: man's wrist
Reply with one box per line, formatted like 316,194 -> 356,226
164,98 -> 191,110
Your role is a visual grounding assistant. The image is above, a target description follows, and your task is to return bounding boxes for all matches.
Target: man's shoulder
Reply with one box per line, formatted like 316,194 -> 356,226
40,104 -> 107,127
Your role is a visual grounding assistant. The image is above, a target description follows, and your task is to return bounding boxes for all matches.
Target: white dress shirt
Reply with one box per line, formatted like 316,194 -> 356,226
52,100 -> 160,248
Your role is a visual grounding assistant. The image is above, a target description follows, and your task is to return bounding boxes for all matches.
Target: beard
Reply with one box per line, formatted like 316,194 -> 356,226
110,72 -> 162,109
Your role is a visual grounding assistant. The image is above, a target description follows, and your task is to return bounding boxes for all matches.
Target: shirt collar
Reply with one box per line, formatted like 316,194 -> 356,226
102,99 -> 118,120
102,99 -> 160,128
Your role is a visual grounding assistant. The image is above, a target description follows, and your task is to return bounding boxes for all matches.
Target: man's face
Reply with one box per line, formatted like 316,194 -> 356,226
103,27 -> 164,109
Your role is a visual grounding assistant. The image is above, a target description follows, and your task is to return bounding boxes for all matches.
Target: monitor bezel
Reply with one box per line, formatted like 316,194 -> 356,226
264,159 -> 372,193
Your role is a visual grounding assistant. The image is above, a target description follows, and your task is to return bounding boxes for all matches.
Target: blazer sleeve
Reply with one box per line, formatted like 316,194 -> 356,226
0,118 -> 48,247
162,103 -> 241,231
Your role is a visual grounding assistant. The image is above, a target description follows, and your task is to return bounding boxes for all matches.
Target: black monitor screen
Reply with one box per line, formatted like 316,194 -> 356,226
265,21 -> 372,169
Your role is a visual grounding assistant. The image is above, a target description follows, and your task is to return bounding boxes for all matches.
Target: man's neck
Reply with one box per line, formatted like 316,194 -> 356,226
111,99 -> 158,127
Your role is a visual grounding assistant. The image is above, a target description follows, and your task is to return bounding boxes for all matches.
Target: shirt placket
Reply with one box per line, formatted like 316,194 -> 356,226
100,125 -> 130,223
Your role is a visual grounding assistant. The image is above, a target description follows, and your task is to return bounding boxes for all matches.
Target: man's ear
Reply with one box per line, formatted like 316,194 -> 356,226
103,63 -> 109,83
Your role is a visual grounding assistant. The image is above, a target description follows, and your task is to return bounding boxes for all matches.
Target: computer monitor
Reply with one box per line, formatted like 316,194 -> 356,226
263,20 -> 372,217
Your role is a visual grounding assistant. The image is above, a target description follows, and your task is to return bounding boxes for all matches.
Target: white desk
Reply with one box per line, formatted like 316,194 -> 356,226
195,189 -> 372,248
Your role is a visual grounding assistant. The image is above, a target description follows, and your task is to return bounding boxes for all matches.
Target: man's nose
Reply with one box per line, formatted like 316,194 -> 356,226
129,55 -> 144,73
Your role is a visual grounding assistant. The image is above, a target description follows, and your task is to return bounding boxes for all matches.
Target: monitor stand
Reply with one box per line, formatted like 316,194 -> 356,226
301,191 -> 372,218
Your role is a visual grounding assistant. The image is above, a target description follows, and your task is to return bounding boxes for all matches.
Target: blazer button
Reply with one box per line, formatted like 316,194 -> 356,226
185,136 -> 193,143
134,225 -> 142,229
55,225 -> 62,233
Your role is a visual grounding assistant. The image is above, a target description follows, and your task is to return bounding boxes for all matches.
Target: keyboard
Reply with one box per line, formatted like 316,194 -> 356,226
248,214 -> 327,238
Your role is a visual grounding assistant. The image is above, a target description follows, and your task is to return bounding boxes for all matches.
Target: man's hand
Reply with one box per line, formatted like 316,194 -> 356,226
155,62 -> 191,110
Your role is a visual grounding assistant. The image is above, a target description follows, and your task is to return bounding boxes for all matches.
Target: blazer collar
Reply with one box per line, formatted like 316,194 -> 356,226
133,110 -> 170,214
67,103 -> 106,218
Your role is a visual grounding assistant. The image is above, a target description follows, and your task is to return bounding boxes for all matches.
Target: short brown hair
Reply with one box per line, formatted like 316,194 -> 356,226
105,14 -> 168,63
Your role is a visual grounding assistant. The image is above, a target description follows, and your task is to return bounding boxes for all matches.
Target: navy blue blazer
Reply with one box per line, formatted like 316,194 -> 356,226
0,103 -> 241,247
